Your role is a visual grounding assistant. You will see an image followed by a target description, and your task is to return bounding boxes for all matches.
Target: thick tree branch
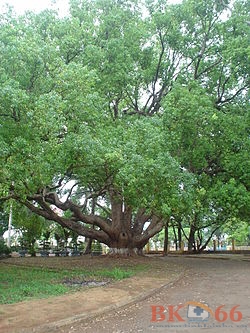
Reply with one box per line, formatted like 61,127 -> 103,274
133,208 -> 151,235
23,197 -> 111,243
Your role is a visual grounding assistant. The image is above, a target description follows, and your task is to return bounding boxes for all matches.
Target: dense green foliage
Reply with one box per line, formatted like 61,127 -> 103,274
12,204 -> 50,255
0,203 -> 8,236
0,0 -> 249,252
0,203 -> 10,255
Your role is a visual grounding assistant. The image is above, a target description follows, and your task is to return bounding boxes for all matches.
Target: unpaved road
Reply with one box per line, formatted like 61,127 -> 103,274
57,257 -> 250,333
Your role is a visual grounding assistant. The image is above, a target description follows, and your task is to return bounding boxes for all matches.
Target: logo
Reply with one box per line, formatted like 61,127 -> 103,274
187,303 -> 210,322
151,302 -> 243,323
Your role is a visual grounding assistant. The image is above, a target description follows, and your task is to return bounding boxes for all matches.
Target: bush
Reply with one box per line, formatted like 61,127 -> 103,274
92,241 -> 103,255
0,238 -> 11,256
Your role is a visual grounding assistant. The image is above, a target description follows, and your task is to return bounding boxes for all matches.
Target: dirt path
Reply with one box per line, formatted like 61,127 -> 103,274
55,256 -> 250,333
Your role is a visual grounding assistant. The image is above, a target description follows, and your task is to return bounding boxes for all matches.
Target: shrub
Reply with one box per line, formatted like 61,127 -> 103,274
92,241 -> 102,255
0,238 -> 11,256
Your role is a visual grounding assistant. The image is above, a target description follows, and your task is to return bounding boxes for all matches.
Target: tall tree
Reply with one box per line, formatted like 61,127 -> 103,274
0,0 -> 249,254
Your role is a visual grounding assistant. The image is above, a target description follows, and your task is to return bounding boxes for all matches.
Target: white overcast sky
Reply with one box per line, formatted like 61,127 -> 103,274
0,0 -> 182,16
0,0 -> 69,15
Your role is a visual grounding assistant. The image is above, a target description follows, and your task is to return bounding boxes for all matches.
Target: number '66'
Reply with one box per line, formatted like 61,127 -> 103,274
215,305 -> 242,322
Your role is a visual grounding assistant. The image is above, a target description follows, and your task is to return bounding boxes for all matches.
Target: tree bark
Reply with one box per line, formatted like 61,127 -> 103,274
84,238 -> 92,254
163,221 -> 169,256
172,223 -> 178,251
188,224 -> 196,252
177,220 -> 182,250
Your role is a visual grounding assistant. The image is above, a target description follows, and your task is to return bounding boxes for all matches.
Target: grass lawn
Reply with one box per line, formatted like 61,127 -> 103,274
0,260 -> 145,304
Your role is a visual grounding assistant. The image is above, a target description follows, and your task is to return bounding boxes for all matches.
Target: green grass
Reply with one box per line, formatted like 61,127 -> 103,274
96,267 -> 133,280
0,265 -> 140,304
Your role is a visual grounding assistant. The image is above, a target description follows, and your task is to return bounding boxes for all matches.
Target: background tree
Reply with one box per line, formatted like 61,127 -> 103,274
163,83 -> 249,251
13,204 -> 49,256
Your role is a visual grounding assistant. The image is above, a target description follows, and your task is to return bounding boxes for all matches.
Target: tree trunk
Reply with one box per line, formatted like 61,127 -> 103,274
108,247 -> 143,256
188,224 -> 196,252
84,238 -> 93,254
177,220 -> 182,250
172,223 -> 178,251
163,221 -> 169,256
84,206 -> 95,254
197,226 -> 220,253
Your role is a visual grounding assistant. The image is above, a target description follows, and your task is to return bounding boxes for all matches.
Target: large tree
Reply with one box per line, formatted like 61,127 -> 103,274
0,0 -> 249,254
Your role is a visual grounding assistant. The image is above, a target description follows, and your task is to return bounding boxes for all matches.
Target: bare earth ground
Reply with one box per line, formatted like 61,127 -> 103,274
0,255 -> 249,333
0,255 -> 183,333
